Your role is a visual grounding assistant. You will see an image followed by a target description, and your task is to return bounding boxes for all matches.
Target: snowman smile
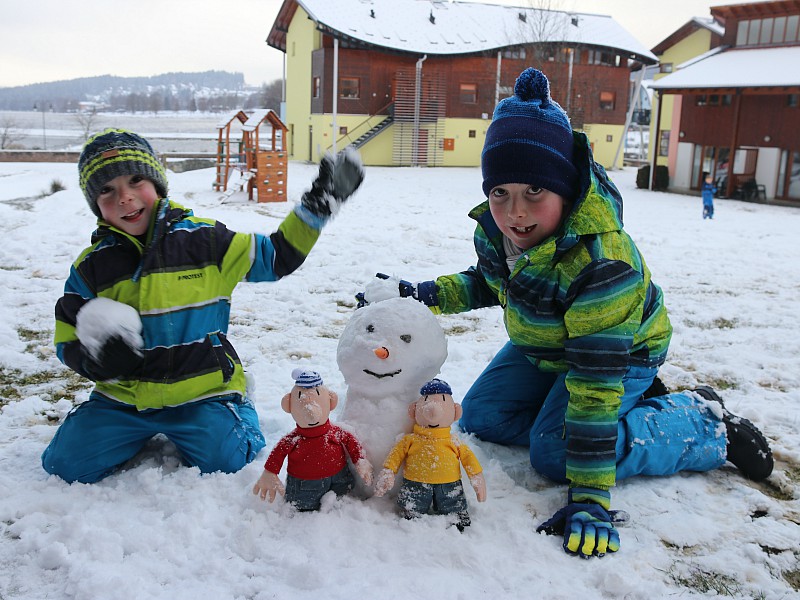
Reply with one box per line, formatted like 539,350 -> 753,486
363,368 -> 402,379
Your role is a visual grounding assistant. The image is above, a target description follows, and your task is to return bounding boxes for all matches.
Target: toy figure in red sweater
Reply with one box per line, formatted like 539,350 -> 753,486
252,369 -> 374,511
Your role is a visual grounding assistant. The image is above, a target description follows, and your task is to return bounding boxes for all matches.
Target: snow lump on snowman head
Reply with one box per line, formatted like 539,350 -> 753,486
336,296 -> 447,403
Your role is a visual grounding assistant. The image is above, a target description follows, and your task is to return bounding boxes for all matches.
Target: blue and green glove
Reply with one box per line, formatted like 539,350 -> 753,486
536,487 -> 624,559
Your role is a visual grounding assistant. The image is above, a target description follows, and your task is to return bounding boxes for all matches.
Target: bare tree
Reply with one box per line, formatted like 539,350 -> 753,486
0,115 -> 25,149
73,109 -> 101,142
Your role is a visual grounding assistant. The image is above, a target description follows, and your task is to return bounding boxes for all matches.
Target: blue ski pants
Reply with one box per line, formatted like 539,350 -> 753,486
41,395 -> 266,484
459,342 -> 726,483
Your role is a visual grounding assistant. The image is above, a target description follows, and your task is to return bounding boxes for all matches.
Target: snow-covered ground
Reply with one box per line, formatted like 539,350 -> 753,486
0,157 -> 798,600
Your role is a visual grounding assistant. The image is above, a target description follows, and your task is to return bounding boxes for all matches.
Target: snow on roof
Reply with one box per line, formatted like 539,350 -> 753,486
295,0 -> 657,64
692,16 -> 724,37
650,45 -> 800,90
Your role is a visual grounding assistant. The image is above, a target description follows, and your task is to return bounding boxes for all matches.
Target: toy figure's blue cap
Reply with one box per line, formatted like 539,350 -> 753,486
292,368 -> 323,388
420,378 -> 452,396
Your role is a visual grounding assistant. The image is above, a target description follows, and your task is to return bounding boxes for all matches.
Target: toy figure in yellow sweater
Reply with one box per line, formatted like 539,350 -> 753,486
374,379 -> 486,530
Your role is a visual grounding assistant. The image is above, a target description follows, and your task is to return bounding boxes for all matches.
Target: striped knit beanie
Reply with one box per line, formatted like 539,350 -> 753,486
420,378 -> 452,396
481,68 -> 577,200
78,128 -> 168,217
292,368 -> 324,388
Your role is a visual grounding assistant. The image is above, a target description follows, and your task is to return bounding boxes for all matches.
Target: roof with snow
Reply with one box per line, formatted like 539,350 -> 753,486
268,0 -> 657,65
651,17 -> 724,55
649,45 -> 800,91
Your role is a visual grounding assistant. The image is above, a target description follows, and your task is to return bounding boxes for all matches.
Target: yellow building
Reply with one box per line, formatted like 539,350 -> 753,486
267,0 -> 656,169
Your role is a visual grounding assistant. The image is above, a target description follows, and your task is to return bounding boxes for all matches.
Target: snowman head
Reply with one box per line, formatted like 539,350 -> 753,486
337,297 -> 447,399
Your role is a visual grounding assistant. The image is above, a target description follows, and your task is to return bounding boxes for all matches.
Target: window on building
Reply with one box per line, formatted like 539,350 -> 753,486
459,83 -> 477,104
696,94 -> 707,106
737,20 -> 749,45
773,16 -> 786,43
790,151 -> 800,199
339,126 -> 348,135
760,18 -> 774,44
747,20 -> 761,45
339,77 -> 360,99
787,15 -> 800,42
501,47 -> 526,59
599,91 -> 615,110
737,16 -> 798,46
659,131 -> 670,157
312,77 -> 320,99
660,63 -> 673,74
789,94 -> 800,107
468,130 -> 477,138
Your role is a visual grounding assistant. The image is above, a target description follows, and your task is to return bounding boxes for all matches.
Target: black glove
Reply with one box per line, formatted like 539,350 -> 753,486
81,334 -> 144,382
300,147 -> 364,218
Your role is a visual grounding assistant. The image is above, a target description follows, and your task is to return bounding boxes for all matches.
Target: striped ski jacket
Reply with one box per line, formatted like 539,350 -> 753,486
55,199 -> 322,411
432,133 -> 673,491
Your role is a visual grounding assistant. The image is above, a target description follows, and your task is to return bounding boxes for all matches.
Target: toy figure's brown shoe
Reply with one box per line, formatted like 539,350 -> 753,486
694,386 -> 774,481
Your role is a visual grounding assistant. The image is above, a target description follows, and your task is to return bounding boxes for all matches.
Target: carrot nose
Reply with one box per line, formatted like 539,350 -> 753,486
374,346 -> 390,359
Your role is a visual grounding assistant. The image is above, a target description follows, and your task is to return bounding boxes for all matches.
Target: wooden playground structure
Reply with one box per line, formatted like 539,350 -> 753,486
213,109 -> 288,202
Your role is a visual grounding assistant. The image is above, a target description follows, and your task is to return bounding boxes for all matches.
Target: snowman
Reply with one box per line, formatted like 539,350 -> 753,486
336,290 -> 448,472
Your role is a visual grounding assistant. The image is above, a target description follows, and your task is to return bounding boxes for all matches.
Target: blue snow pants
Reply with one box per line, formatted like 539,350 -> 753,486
459,342 -> 726,482
41,394 -> 266,484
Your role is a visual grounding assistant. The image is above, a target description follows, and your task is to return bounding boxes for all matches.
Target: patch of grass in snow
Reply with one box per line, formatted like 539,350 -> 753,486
783,566 -> 800,591
17,327 -> 56,363
39,178 -> 66,197
683,316 -> 739,330
0,367 -> 89,408
667,563 -> 744,596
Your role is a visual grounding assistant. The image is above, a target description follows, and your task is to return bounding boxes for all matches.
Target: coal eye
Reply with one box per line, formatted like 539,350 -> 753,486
400,334 -> 411,343
367,324 -> 375,333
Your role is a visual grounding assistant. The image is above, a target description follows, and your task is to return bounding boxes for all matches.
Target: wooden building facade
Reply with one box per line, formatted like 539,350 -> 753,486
268,0 -> 656,169
650,0 -> 800,203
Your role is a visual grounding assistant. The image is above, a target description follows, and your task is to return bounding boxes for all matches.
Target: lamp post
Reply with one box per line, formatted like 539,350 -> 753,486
33,102 -> 47,149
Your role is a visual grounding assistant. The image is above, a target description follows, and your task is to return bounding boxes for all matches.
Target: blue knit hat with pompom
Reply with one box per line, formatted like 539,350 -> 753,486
481,68 -> 577,200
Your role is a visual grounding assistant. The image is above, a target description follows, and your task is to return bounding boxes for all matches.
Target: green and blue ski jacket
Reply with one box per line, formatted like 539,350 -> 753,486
55,199 -> 321,411
432,133 -> 673,491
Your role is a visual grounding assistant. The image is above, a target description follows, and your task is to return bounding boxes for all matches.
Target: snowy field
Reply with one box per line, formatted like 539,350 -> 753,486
0,156 -> 799,599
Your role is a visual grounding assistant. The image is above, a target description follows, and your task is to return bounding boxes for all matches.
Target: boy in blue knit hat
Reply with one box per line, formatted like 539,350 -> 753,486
364,68 -> 773,558
43,128 -> 365,484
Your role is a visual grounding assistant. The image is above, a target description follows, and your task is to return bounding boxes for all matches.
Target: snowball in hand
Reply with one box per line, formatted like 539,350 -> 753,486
75,298 -> 144,359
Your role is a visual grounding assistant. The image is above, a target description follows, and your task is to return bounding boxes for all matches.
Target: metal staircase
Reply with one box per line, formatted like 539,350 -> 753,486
351,113 -> 394,148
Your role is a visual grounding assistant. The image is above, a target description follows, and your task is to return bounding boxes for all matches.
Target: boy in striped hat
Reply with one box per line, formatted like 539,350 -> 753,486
43,129 -> 364,484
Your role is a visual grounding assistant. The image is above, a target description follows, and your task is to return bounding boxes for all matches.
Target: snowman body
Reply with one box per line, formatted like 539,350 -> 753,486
337,297 -> 448,469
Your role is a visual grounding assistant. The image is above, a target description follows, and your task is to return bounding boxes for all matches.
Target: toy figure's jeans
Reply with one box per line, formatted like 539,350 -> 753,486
41,395 -> 265,483
285,467 -> 355,511
397,479 -> 468,517
459,342 -> 726,482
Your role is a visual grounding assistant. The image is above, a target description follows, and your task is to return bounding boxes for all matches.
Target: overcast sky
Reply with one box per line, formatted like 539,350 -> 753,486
2,0 -> 742,89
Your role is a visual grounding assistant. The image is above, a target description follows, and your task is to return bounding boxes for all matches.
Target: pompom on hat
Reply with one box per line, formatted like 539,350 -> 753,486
292,368 -> 324,388
481,68 -> 578,200
420,378 -> 452,396
78,128 -> 168,217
